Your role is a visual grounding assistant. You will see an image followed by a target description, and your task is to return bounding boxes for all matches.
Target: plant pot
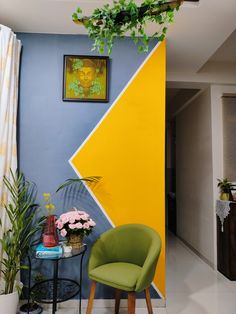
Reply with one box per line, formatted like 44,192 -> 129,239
0,281 -> 22,314
19,303 -> 43,314
115,10 -> 131,24
220,192 -> 230,201
67,234 -> 84,249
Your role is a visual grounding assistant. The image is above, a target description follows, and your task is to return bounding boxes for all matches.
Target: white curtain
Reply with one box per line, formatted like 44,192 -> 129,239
0,25 -> 21,235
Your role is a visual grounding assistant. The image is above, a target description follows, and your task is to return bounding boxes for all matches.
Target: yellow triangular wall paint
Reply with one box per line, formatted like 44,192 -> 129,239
71,42 -> 166,297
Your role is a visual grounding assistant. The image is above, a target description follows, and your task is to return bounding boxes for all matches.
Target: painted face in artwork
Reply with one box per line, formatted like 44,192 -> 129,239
78,66 -> 96,89
68,58 -> 104,99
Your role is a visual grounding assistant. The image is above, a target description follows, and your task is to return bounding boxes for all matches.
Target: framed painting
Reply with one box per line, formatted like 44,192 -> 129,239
63,55 -> 109,102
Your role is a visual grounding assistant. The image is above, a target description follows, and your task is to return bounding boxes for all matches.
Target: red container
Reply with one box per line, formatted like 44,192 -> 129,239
43,215 -> 59,247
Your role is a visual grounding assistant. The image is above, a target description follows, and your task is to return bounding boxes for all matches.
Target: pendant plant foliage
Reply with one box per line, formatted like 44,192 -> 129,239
72,0 -> 183,54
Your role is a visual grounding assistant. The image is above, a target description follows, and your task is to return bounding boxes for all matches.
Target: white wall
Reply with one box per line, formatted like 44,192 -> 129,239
210,85 -> 236,267
222,97 -> 236,179
176,87 -> 215,265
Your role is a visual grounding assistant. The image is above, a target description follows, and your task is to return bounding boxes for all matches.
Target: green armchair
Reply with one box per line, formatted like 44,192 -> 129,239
86,224 -> 162,314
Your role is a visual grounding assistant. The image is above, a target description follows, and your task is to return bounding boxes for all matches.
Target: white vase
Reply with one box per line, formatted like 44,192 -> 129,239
0,281 -> 22,314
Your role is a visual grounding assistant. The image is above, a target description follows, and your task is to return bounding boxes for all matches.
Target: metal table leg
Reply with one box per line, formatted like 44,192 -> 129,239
79,251 -> 85,314
52,260 -> 59,314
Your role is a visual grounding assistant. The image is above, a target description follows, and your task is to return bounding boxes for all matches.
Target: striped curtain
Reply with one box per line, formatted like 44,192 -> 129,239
0,25 -> 21,239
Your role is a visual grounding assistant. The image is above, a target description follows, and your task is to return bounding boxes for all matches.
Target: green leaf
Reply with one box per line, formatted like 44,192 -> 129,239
72,13 -> 78,21
56,176 -> 101,193
163,26 -> 167,34
158,34 -> 165,42
138,45 -> 144,53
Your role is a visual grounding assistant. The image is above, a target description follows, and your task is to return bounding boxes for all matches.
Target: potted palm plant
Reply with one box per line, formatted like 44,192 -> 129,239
217,178 -> 232,201
0,170 -> 44,314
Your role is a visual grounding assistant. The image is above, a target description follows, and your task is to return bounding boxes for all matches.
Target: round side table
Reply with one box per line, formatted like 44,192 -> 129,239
27,244 -> 87,314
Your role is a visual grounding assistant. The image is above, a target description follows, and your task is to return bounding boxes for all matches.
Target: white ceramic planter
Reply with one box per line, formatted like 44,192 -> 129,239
0,281 -> 22,314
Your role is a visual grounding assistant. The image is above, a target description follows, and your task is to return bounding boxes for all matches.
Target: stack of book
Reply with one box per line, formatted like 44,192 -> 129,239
36,243 -> 63,258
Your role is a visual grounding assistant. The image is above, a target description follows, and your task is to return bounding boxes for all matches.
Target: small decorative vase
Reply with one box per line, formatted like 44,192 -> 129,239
43,215 -> 59,247
67,234 -> 83,249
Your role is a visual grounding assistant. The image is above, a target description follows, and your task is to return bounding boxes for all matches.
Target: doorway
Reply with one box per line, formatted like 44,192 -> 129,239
165,87 -> 200,235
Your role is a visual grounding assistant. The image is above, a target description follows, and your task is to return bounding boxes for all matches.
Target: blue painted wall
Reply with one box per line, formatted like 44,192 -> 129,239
17,33 -> 159,299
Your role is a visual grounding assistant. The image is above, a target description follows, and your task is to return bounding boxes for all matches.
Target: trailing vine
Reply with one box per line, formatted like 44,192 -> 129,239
72,0 -> 183,54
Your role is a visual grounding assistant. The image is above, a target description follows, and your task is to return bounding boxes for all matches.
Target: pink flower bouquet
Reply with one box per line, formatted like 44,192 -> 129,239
56,207 -> 96,238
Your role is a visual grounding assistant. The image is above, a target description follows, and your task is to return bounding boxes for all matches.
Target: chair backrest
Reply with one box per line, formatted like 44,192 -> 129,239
89,224 -> 161,268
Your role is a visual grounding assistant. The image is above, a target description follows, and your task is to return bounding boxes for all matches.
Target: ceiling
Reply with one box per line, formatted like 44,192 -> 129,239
209,29 -> 236,63
0,0 -> 236,73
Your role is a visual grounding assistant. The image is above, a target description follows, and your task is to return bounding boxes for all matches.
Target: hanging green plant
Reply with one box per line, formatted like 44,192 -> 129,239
72,0 -> 183,55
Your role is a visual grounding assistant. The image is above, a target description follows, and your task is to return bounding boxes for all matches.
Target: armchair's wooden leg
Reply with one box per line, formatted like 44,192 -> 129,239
145,287 -> 153,314
128,292 -> 136,314
115,289 -> 121,314
86,281 -> 97,314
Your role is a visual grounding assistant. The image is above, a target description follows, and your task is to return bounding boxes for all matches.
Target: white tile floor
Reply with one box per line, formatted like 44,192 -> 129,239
44,234 -> 236,313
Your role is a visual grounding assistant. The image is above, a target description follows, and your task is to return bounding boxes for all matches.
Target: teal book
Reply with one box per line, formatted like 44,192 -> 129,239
36,243 -> 63,258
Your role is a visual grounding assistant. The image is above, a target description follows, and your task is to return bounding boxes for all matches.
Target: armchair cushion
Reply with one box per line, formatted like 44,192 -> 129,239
89,262 -> 142,291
